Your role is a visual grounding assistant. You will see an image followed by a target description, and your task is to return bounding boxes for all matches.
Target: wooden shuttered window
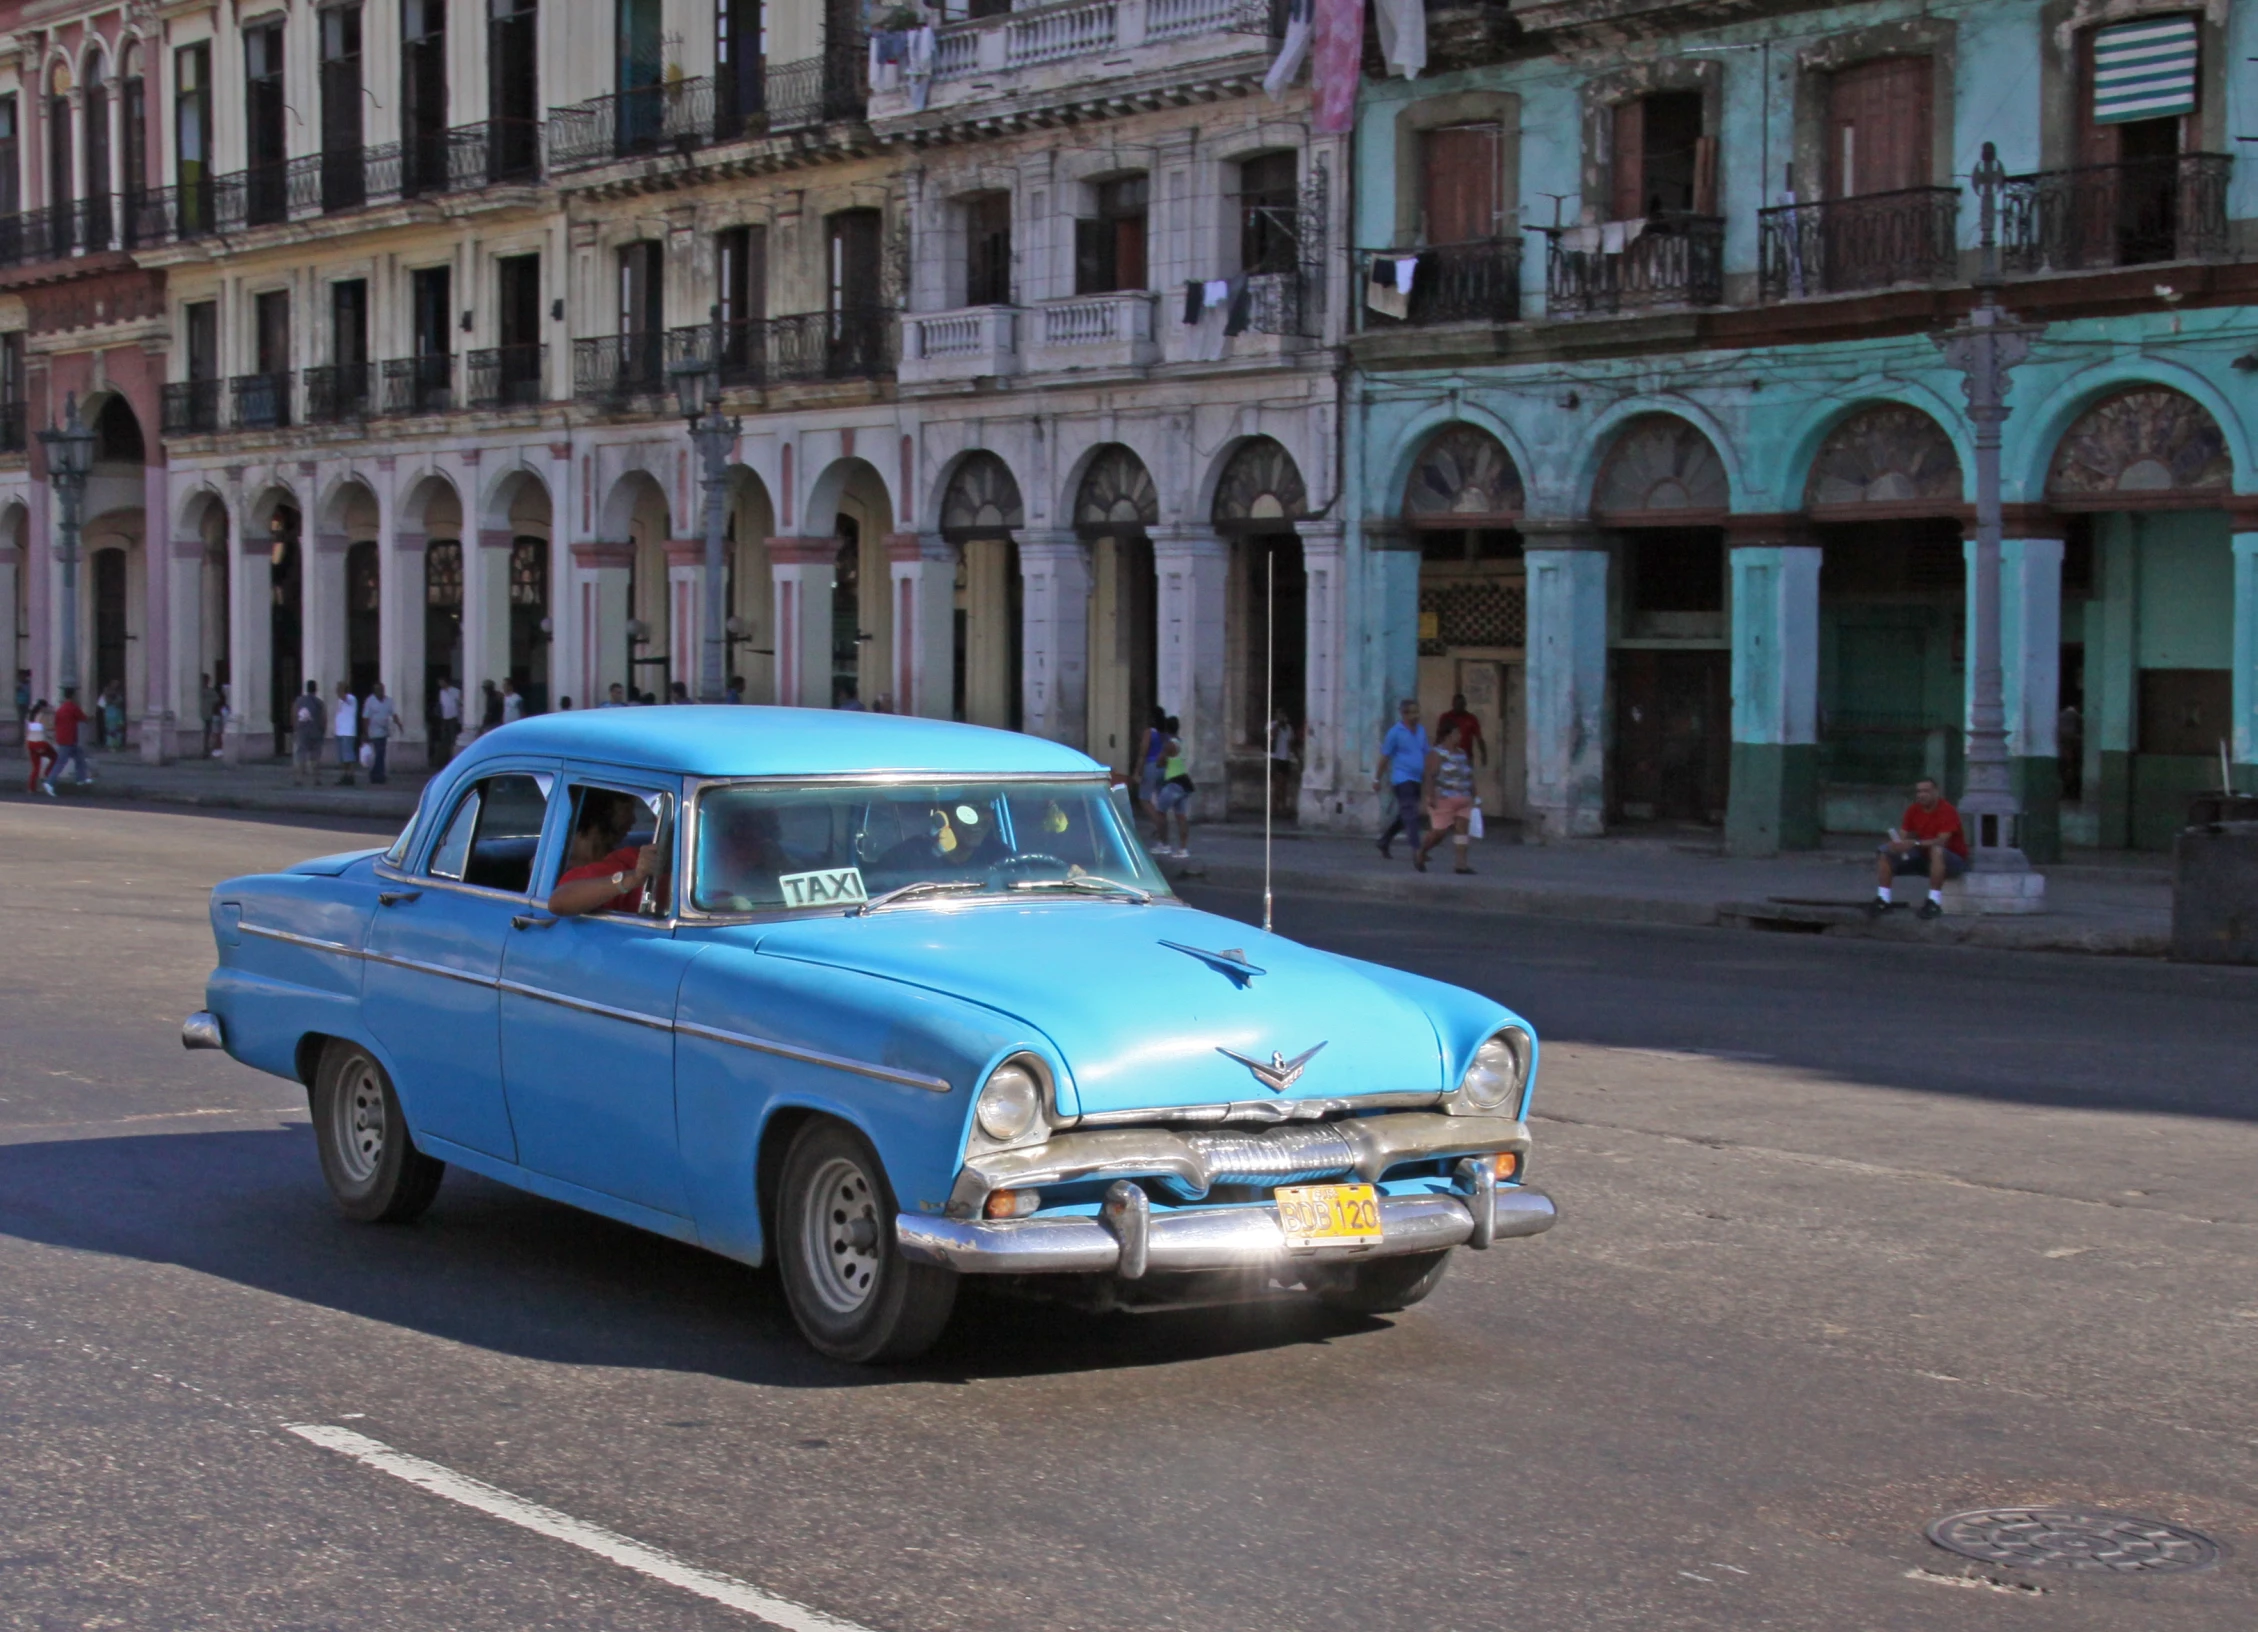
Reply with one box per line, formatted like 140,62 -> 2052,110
1825,56 -> 1933,198
1611,92 -> 1714,220
1420,123 -> 1502,243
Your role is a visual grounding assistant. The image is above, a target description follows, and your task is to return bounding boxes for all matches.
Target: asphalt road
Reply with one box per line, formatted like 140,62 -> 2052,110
2,800 -> 2254,1631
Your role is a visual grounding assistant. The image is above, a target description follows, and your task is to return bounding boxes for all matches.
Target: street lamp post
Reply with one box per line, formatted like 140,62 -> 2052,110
38,393 -> 96,702
1935,142 -> 2045,902
673,305 -> 741,704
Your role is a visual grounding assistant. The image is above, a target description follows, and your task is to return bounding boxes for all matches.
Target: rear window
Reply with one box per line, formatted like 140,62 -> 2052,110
425,773 -> 552,894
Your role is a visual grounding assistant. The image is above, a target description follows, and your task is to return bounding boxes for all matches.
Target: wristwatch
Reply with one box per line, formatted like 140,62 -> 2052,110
609,870 -> 627,890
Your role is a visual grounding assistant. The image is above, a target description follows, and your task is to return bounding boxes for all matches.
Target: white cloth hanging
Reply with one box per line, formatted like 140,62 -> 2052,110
1373,0 -> 1426,79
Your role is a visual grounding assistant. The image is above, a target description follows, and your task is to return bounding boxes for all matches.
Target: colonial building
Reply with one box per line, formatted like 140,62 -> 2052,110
0,0 -> 1355,829
1350,0 -> 2257,853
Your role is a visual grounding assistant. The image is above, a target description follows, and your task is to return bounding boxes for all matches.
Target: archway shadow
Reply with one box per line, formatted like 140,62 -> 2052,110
0,1128 -> 1383,1387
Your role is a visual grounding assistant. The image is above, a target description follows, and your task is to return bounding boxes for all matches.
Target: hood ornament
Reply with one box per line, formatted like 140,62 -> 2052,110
1217,1041 -> 1327,1093
1160,940 -> 1267,988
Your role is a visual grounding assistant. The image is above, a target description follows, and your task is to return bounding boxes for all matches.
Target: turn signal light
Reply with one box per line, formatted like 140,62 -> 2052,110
984,1189 -> 1041,1220
1493,1152 -> 1522,1181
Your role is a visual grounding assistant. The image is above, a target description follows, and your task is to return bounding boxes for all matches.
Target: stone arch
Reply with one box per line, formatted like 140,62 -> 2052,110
1403,423 -> 1525,525
800,456 -> 896,710
802,454 -> 896,541
940,451 -> 1025,534
78,31 -> 108,82
245,481 -> 303,541
1072,443 -> 1159,532
318,474 -> 381,539
395,470 -> 462,537
1210,436 -> 1308,528
2011,361 -> 2249,503
480,464 -> 554,538
1592,413 -> 1730,522
1803,403 -> 1965,514
598,466 -> 669,543
2044,386 -> 2233,507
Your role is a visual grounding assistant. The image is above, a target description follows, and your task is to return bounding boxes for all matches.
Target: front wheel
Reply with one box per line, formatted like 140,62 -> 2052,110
776,1120 -> 957,1363
1309,1249 -> 1453,1315
312,1040 -> 445,1224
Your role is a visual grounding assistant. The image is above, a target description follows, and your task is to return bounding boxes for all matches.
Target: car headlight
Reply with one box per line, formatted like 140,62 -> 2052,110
974,1056 -> 1047,1143
1455,1028 -> 1529,1113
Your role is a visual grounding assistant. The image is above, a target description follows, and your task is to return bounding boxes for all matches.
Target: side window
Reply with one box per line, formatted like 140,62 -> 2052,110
555,783 -> 675,915
424,773 -> 551,891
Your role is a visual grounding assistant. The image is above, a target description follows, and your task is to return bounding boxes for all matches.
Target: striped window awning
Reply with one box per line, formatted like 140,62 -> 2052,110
2092,16 -> 2199,124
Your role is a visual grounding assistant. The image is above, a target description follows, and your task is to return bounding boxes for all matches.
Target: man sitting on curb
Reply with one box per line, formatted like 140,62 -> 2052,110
1867,776 -> 1968,921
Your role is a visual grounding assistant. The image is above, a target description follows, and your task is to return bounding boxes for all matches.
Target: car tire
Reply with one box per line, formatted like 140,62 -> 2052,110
776,1119 -> 957,1364
312,1040 -> 445,1224
1310,1249 -> 1453,1316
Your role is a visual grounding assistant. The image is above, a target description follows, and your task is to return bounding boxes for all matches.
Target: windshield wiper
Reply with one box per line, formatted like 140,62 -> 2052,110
854,879 -> 988,916
1004,876 -> 1154,904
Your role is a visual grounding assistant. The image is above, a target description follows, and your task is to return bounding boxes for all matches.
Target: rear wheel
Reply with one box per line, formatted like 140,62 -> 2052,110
1310,1249 -> 1453,1315
776,1120 -> 957,1363
312,1040 -> 444,1224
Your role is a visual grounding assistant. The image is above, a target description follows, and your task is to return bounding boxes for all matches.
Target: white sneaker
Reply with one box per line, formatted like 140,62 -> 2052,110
40,779 -> 56,797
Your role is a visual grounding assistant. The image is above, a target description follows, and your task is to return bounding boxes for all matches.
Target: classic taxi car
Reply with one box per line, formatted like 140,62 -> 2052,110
185,709 -> 1554,1361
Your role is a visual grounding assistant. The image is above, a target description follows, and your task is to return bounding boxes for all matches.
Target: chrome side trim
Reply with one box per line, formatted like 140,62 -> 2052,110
497,979 -> 674,1033
240,923 -> 361,956
1073,1090 -> 1443,1128
181,1011 -> 225,1051
675,1019 -> 954,1094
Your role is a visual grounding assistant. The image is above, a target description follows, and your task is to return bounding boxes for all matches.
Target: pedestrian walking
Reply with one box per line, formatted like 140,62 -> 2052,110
1133,704 -> 1168,827
1373,700 -> 1428,860
479,680 -> 504,733
501,677 -> 524,725
1153,716 -> 1194,858
1435,692 -> 1488,769
361,682 -> 395,784
599,683 -> 627,708
98,683 -> 126,753
332,683 -> 360,786
198,674 -> 222,756
1414,720 -> 1479,874
212,682 -> 231,757
435,676 -> 462,761
1267,708 -> 1298,815
51,688 -> 91,785
290,681 -> 326,786
24,699 -> 56,795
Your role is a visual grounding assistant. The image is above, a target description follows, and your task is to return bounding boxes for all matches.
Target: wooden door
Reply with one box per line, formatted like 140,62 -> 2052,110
1825,57 -> 1932,198
1422,123 -> 1500,243
1610,98 -> 1645,221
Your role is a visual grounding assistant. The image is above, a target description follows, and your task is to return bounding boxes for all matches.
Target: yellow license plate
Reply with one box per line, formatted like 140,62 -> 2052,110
1275,1183 -> 1384,1250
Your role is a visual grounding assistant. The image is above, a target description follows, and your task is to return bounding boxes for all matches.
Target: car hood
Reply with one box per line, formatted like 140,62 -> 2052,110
748,902 -> 1450,1117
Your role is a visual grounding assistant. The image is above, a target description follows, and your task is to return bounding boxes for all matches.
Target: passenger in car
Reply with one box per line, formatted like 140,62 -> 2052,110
549,790 -> 661,916
699,801 -> 791,909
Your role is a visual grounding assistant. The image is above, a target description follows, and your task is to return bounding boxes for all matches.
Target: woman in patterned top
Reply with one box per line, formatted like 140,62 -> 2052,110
1415,719 -> 1479,875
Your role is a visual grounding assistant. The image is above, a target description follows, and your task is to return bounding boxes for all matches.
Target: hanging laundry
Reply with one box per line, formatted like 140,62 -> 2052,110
1204,278 -> 1230,308
906,27 -> 936,113
1311,0 -> 1364,134
1366,256 -> 1412,320
1223,274 -> 1253,338
1265,0 -> 1313,100
1373,0 -> 1426,79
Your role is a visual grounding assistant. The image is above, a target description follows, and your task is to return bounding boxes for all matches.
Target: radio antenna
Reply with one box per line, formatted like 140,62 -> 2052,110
1263,546 -> 1275,935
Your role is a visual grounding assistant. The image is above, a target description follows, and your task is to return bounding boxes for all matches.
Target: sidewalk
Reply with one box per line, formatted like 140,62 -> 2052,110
1162,822 -> 2175,957
7,749 -> 429,824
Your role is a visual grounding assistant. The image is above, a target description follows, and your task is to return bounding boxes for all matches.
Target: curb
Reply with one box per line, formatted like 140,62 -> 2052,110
2,782 -> 417,823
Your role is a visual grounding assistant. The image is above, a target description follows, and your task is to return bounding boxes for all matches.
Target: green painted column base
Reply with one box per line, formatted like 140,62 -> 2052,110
2012,755 -> 2061,863
1726,742 -> 1820,856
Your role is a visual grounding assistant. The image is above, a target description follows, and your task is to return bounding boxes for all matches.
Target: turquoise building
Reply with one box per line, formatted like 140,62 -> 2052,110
1342,0 -> 2256,855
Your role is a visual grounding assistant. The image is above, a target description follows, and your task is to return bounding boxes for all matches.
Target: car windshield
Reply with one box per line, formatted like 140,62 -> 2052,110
692,779 -> 1168,914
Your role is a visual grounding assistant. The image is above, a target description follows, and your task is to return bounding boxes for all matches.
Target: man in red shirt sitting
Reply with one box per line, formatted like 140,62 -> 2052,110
1868,776 -> 1967,920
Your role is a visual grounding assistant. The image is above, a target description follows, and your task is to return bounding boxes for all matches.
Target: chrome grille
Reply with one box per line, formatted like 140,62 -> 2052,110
1182,1126 -> 1359,1188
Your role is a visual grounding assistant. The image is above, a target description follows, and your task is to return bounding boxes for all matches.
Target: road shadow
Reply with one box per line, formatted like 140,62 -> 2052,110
0,1127 -> 1378,1387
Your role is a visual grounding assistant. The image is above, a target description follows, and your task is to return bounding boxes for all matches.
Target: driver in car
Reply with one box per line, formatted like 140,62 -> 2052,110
700,801 -> 791,910
871,800 -> 1015,877
549,789 -> 661,916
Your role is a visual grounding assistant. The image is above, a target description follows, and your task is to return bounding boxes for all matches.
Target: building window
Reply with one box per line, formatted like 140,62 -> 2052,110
1826,57 -> 1931,198
175,44 -> 210,229
1421,122 -> 1502,244
244,21 -> 287,225
1075,175 -> 1147,294
963,191 -> 1012,306
0,95 -> 18,219
488,0 -> 540,179
1610,90 -> 1714,220
47,77 -> 71,217
402,0 -> 449,194
120,47 -> 146,205
185,301 -> 218,380
827,208 -> 882,313
1,330 -> 25,451
716,0 -> 763,134
1237,152 -> 1298,275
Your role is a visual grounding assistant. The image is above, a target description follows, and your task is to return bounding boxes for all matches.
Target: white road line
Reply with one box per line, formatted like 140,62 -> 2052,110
286,1424 -> 874,1632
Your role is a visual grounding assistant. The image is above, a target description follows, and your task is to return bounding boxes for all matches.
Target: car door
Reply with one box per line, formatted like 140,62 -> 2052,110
498,772 -> 699,1219
362,765 -> 555,1161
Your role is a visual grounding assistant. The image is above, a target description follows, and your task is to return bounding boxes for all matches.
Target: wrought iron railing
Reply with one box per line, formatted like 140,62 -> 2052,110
0,400 -> 24,454
1758,187 -> 1961,301
304,363 -> 376,424
382,354 -> 456,415
1542,213 -> 1724,317
1354,239 -> 1523,328
161,380 -> 223,436
548,79 -> 716,170
231,371 -> 292,431
467,343 -> 548,408
584,309 -> 895,404
665,319 -> 767,390
573,332 -> 671,403
2000,153 -> 2232,274
766,41 -> 869,131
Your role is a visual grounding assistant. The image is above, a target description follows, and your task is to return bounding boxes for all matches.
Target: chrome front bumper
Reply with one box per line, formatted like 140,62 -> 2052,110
897,1184 -> 1555,1278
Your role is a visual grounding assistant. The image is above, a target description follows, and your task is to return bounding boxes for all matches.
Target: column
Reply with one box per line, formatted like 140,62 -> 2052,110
1358,524 -> 1422,805
887,531 -> 956,719
163,535 -> 207,760
2232,522 -> 2257,794
769,536 -> 836,709
570,542 -> 633,706
0,535 -> 17,741
386,520 -> 429,768
1521,525 -> 1610,840
141,462 -> 174,761
305,530 -> 350,705
225,493 -> 274,761
1725,518 -> 1821,856
1296,519 -> 1345,821
665,538 -> 707,698
1975,517 -> 2065,861
1150,525 -> 1228,818
2089,516 -> 2138,850
547,441 -> 575,709
460,528 -> 513,736
1017,529 -> 1090,749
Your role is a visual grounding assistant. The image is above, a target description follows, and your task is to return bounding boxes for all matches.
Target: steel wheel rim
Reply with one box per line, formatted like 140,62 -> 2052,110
333,1060 -> 386,1184
800,1154 -> 882,1317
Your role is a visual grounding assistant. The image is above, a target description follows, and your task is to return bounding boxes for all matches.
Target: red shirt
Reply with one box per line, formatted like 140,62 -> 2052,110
1435,709 -> 1483,752
1900,800 -> 1967,858
52,700 -> 84,747
558,846 -> 643,913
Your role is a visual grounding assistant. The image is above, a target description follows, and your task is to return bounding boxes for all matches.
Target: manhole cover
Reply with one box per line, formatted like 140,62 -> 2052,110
1926,1508 -> 2221,1574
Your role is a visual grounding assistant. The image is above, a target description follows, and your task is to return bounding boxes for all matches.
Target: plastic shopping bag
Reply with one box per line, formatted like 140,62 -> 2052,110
359,742 -> 376,770
1468,805 -> 1485,840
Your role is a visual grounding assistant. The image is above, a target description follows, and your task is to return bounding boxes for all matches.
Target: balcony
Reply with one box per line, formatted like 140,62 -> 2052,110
1354,240 -> 1523,330
2002,153 -> 2232,275
382,355 -> 457,416
160,380 -> 223,436
899,307 -> 1022,385
304,363 -> 376,425
547,44 -> 866,174
231,371 -> 292,432
468,344 -> 548,409
1028,291 -> 1157,371
573,332 -> 669,405
1542,213 -> 1724,318
579,310 -> 896,407
1758,187 -> 1961,302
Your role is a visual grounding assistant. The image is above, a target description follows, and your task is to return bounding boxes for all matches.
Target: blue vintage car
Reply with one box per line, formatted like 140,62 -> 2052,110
185,708 -> 1554,1361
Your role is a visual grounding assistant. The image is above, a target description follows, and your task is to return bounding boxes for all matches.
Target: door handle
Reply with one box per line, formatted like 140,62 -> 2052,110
378,889 -> 422,906
511,913 -> 557,931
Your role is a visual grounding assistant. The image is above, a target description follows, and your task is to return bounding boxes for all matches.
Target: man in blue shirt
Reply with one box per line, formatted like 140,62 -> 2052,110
1373,699 -> 1430,860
